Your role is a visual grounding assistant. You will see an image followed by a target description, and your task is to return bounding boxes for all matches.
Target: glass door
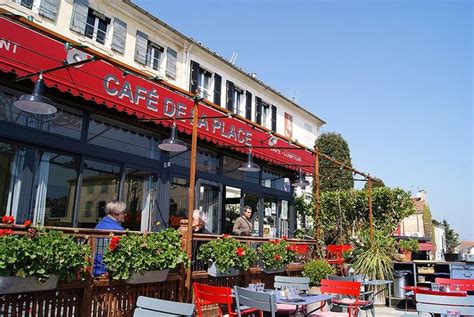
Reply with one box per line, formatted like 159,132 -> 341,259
242,192 -> 260,236
263,196 -> 278,238
196,180 -> 221,234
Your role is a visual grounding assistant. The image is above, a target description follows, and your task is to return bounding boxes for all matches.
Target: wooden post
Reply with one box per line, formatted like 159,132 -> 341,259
313,148 -> 320,245
368,176 -> 373,241
185,96 -> 199,299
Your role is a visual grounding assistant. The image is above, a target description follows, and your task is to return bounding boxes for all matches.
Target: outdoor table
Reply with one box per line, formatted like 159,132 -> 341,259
273,293 -> 335,316
362,279 -> 393,307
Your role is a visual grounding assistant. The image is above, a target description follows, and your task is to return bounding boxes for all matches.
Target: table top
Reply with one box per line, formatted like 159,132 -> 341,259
274,293 -> 335,305
362,279 -> 393,286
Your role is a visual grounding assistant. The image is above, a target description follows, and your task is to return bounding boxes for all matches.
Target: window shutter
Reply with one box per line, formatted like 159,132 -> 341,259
245,91 -> 252,120
255,96 -> 262,125
111,18 -> 127,54
39,0 -> 60,21
134,30 -> 148,65
226,81 -> 235,112
70,0 -> 89,34
190,60 -> 200,93
213,73 -> 222,105
165,47 -> 177,79
271,105 -> 277,132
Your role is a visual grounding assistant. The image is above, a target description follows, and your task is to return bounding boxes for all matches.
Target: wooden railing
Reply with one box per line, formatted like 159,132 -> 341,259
0,224 -> 318,316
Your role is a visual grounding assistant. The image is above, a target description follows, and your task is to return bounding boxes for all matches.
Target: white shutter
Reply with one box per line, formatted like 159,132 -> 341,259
111,18 -> 127,54
70,0 -> 89,34
134,30 -> 148,65
165,47 -> 177,79
39,0 -> 60,21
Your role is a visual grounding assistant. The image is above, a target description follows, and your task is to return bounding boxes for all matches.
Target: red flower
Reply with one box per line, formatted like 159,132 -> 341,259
2,215 -> 14,224
23,220 -> 32,227
286,245 -> 296,252
236,247 -> 245,257
109,236 -> 121,251
3,229 -> 13,235
282,236 -> 289,241
274,254 -> 282,261
0,229 -> 4,236
270,239 -> 279,244
222,234 -> 230,239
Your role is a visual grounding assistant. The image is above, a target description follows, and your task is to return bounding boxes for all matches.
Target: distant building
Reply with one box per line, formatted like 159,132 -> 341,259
399,190 -> 427,238
432,219 -> 446,261
459,241 -> 474,259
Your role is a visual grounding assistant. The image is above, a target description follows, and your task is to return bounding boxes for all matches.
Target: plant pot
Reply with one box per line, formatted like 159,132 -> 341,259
402,251 -> 412,262
125,269 -> 169,284
207,263 -> 240,277
262,267 -> 286,274
444,253 -> 460,262
0,275 -> 59,294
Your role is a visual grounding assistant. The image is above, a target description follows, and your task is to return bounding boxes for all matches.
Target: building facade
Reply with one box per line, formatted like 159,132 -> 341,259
0,0 -> 324,237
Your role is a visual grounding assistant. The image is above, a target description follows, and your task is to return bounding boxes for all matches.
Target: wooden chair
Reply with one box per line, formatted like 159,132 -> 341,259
309,279 -> 361,317
326,245 -> 352,276
234,286 -> 277,317
435,277 -> 474,291
193,283 -> 257,317
133,296 -> 195,317
274,276 -> 311,315
416,293 -> 474,316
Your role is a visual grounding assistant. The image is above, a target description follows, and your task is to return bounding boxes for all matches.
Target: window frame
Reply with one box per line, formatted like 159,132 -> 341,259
198,68 -> 213,101
146,41 -> 164,71
84,8 -> 110,45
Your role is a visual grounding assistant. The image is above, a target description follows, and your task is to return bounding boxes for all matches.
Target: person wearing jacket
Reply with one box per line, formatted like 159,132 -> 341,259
232,206 -> 253,236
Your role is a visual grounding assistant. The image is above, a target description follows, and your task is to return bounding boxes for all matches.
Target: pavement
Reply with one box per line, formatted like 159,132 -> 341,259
374,306 -> 418,316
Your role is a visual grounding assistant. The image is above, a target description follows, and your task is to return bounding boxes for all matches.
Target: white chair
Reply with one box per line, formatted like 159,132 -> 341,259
234,286 -> 277,317
416,293 -> 474,316
133,296 -> 195,316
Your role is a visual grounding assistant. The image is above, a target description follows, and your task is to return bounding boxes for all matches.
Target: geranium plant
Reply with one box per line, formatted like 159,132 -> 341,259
0,217 -> 90,282
259,238 -> 297,270
103,228 -> 189,280
197,234 -> 257,273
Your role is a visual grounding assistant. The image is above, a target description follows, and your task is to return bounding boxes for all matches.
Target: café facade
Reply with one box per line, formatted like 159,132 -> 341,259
0,14 -> 320,238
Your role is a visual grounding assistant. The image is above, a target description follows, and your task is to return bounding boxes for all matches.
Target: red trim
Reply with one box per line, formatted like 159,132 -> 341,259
418,242 -> 435,251
0,17 -> 315,173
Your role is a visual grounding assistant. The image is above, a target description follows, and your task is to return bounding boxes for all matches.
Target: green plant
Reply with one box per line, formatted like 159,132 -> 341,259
399,239 -> 419,252
302,259 -> 335,286
353,229 -> 394,280
259,238 -> 297,270
443,219 -> 460,253
0,228 -> 90,282
197,235 -> 257,273
103,228 -> 189,280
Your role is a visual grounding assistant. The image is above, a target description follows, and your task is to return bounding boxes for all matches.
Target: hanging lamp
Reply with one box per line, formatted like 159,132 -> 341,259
238,148 -> 260,172
13,73 -> 57,115
158,122 -> 187,152
292,169 -> 310,187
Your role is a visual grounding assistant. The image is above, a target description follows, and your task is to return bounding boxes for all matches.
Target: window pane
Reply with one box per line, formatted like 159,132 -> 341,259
243,193 -> 259,236
197,183 -> 220,233
0,89 -> 83,139
223,186 -> 241,234
169,177 -> 189,229
77,159 -> 120,228
96,18 -> 107,44
32,152 -> 79,227
263,197 -> 278,238
88,116 -> 160,160
196,149 -> 219,174
123,169 -> 158,231
85,13 -> 95,39
0,141 -> 25,218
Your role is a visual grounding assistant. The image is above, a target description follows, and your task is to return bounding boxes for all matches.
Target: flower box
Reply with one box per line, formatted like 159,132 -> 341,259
262,267 -> 286,274
0,275 -> 59,294
207,263 -> 240,277
125,269 -> 169,284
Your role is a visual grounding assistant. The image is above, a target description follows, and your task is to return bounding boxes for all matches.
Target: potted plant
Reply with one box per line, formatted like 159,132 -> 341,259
103,228 -> 189,283
259,238 -> 297,273
302,259 -> 335,293
399,239 -> 419,262
197,234 -> 257,277
0,218 -> 90,294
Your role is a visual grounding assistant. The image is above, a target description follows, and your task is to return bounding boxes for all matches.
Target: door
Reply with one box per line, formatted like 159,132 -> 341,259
196,179 -> 221,233
242,191 -> 260,236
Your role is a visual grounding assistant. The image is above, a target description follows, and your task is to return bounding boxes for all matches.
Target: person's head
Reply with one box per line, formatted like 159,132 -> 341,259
192,209 -> 207,231
105,200 -> 126,223
243,206 -> 252,219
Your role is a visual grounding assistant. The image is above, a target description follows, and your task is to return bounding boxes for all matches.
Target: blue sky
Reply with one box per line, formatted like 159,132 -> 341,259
134,0 -> 473,240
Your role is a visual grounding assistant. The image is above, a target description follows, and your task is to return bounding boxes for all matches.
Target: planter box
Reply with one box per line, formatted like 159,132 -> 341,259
207,263 -> 240,277
0,275 -> 59,294
262,267 -> 286,274
444,253 -> 460,262
125,269 -> 169,285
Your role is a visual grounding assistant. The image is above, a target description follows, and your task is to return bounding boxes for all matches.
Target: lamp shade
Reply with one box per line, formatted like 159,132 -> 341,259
158,124 -> 187,152
292,170 -> 310,187
13,76 -> 57,115
238,151 -> 260,172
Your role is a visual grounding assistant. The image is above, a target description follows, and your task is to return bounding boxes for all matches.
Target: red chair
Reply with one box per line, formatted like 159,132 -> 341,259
326,245 -> 352,275
193,283 -> 257,317
435,278 -> 474,291
309,279 -> 361,317
413,287 -> 467,297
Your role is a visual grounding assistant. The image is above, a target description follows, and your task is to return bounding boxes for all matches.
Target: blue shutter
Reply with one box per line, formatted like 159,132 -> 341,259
111,18 -> 127,54
271,105 -> 277,132
213,73 -> 222,105
166,47 -> 177,79
134,30 -> 148,65
70,0 -> 89,34
255,97 -> 262,125
226,81 -> 235,112
190,60 -> 199,93
245,91 -> 252,120
39,0 -> 60,21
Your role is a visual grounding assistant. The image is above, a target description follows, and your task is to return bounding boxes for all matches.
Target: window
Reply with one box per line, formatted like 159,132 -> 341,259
146,42 -> 163,71
169,177 -> 189,229
304,123 -> 313,146
233,87 -> 244,116
198,68 -> 212,101
18,0 -> 34,9
84,9 -> 110,45
84,201 -> 93,218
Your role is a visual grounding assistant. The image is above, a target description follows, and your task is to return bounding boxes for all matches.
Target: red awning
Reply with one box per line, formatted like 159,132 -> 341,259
418,242 -> 435,251
0,17 -> 315,173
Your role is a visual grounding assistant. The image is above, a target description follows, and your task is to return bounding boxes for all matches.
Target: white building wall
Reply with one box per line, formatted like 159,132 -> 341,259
432,224 -> 446,261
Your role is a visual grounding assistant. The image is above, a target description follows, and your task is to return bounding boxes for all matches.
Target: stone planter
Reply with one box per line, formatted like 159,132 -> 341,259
262,267 -> 286,274
207,263 -> 240,277
125,269 -> 169,284
0,275 -> 59,294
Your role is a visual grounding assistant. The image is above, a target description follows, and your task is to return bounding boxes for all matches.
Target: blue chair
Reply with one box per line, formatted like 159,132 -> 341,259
234,286 -> 277,317
133,296 -> 195,316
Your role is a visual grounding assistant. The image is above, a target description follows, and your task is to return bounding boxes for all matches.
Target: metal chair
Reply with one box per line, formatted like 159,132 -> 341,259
416,293 -> 474,316
309,279 -> 361,317
133,296 -> 195,317
234,286 -> 277,317
435,277 -> 474,291
274,275 -> 311,315
326,275 -> 374,316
